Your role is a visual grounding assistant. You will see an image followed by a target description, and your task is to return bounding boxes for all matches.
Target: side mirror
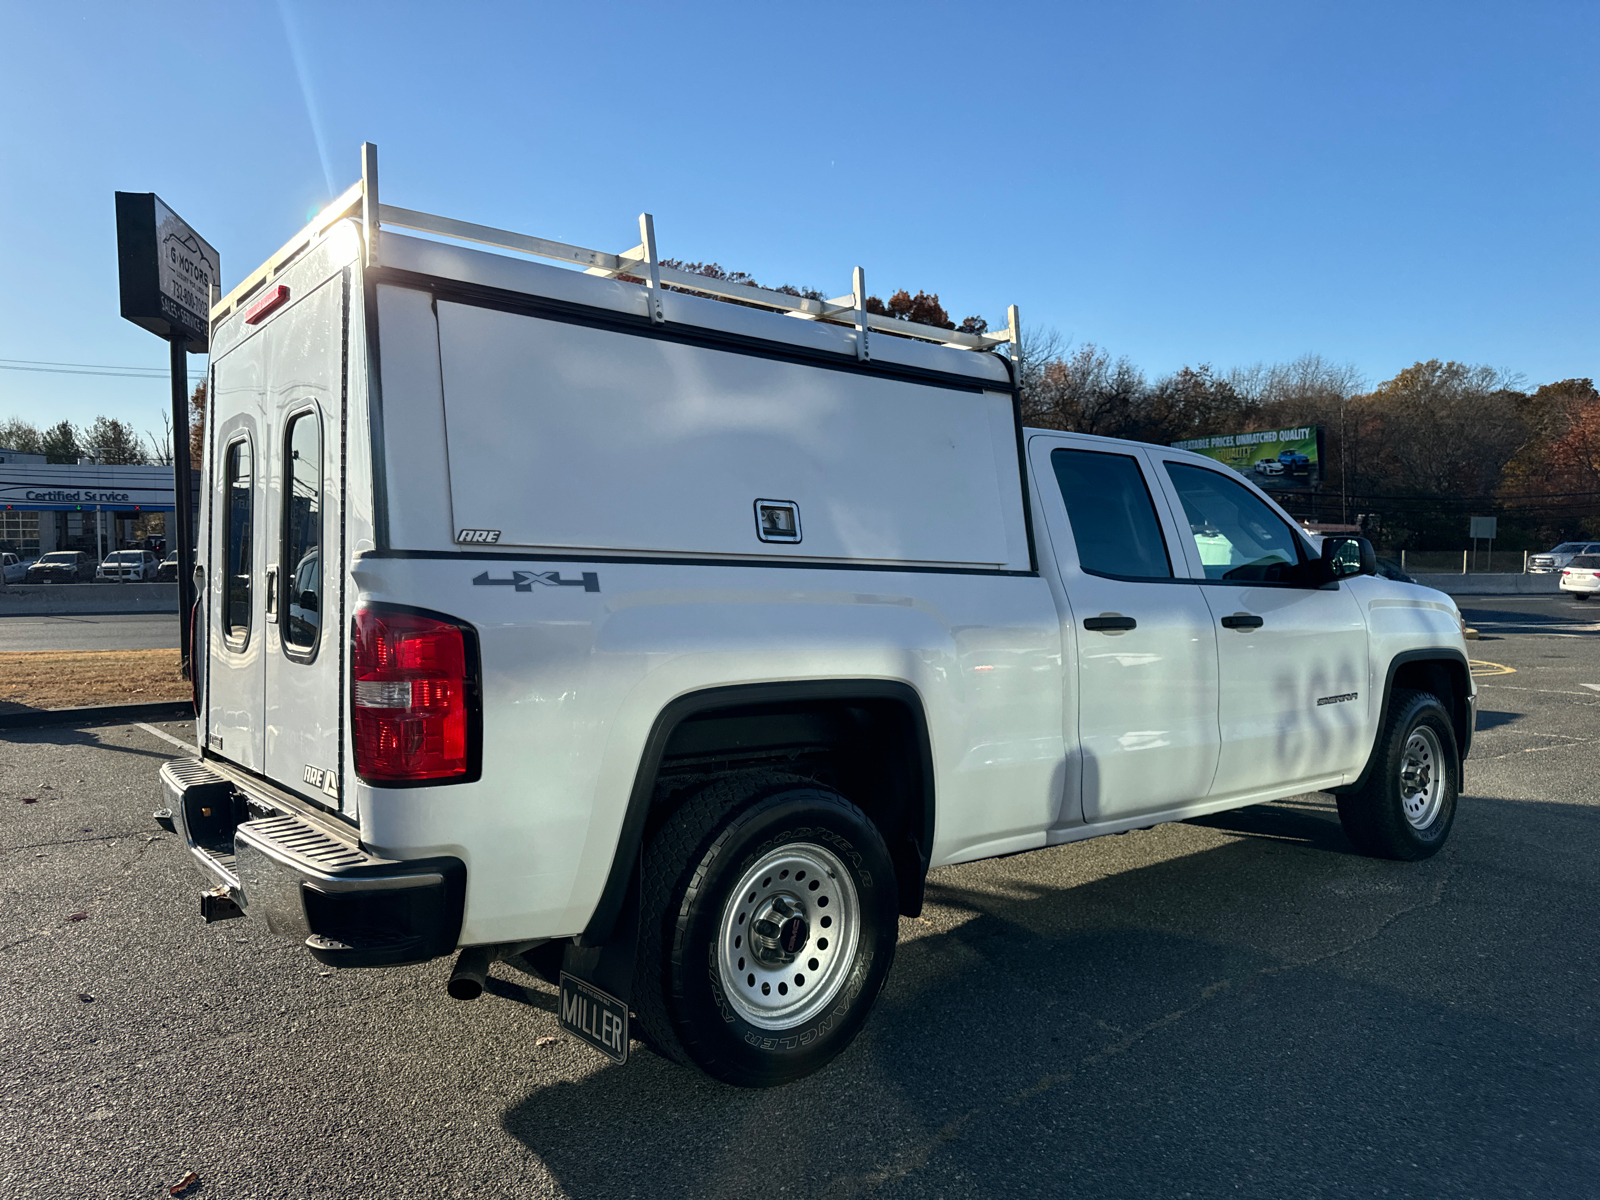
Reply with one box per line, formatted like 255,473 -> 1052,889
1319,535 -> 1377,582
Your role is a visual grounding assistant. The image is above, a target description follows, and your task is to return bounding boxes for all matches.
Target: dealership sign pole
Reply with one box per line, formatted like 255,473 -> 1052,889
115,193 -> 218,679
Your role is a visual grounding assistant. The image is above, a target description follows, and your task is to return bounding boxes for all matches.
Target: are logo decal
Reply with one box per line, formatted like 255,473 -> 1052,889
456,529 -> 502,544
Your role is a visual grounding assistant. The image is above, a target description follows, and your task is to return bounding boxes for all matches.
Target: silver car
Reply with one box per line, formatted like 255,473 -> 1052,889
1528,541 -> 1600,573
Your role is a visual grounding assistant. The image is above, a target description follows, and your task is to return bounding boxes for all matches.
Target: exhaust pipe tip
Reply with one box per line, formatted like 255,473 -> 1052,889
447,946 -> 492,1001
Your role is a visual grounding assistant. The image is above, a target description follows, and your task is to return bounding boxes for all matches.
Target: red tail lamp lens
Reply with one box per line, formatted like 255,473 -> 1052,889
352,608 -> 473,781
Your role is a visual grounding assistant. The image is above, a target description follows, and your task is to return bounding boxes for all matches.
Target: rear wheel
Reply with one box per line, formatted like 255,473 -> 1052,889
634,773 -> 898,1087
1337,689 -> 1459,860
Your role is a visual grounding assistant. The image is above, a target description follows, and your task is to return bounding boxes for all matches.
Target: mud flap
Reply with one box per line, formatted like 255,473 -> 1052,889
559,854 -> 640,1064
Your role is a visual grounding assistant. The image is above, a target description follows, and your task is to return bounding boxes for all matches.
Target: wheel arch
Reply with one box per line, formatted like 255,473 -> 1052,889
1332,648 -> 1473,796
580,679 -> 936,946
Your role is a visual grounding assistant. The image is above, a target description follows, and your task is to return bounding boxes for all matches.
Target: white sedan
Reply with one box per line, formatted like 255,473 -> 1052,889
1559,554 -> 1600,600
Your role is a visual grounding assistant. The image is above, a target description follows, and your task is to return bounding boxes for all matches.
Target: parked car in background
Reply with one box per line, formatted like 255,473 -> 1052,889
26,551 -> 93,583
155,550 -> 180,582
1527,541 -> 1600,573
95,550 -> 159,582
1559,555 -> 1600,599
2,552 -> 30,583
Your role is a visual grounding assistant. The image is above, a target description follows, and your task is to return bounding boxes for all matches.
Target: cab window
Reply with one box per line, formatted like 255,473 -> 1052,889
1165,462 -> 1306,583
1050,448 -> 1172,580
282,411 -> 322,652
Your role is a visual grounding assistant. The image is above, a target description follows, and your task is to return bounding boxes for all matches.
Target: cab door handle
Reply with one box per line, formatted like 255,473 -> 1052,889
1220,612 -> 1263,630
1083,614 -> 1138,632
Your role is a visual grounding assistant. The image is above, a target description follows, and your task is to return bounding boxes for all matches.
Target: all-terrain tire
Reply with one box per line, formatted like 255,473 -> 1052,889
633,772 -> 899,1087
1337,689 -> 1459,861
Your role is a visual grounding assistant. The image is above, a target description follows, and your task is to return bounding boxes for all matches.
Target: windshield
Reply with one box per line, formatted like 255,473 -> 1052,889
108,551 -> 139,562
41,553 -> 76,563
1552,543 -> 1585,553
1570,555 -> 1600,568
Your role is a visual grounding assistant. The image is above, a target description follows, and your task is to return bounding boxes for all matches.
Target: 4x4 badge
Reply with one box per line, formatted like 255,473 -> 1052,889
473,569 -> 600,593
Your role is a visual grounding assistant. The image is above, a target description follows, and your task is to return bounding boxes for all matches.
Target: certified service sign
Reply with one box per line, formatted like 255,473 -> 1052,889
115,192 -> 219,351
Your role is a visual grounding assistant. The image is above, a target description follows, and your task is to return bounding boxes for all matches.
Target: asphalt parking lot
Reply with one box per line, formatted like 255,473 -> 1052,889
2,601 -> 1596,1199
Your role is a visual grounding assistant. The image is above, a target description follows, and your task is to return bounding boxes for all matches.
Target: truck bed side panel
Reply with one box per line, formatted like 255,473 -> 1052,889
351,558 -> 1064,944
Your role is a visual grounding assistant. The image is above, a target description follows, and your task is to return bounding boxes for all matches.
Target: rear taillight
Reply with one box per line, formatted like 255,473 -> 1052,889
351,607 -> 477,782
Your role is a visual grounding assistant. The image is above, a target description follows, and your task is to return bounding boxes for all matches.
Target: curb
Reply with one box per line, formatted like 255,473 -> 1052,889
0,700 -> 193,731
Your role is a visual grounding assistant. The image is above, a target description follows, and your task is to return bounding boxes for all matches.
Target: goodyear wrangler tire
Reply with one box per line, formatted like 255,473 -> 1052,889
1337,689 -> 1459,861
633,774 -> 899,1087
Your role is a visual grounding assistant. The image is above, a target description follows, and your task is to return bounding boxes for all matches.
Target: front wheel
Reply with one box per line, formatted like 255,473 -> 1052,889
1337,689 -> 1459,860
634,774 -> 899,1087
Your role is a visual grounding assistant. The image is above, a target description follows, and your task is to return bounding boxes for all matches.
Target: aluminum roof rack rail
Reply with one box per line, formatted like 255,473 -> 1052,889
212,143 -> 1019,368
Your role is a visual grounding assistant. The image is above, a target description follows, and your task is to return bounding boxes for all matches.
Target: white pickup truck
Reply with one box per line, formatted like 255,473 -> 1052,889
161,145 -> 1474,1087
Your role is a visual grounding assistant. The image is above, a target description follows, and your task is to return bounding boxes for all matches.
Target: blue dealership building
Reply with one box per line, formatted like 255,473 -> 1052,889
0,446 -> 198,559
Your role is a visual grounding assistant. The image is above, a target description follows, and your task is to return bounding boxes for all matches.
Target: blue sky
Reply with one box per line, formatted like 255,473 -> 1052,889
2,1 -> 1596,437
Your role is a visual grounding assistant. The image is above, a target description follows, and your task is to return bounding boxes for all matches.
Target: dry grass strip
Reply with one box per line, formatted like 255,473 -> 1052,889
0,650 -> 187,714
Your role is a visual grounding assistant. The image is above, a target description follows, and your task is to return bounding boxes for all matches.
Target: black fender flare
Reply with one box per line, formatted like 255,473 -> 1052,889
579,679 -> 935,947
1330,647 -> 1473,796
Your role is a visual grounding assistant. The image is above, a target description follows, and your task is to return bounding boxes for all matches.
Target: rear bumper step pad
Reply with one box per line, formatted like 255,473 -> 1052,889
159,758 -> 465,967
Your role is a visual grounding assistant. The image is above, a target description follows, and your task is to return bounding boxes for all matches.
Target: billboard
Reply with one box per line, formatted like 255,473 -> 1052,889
1170,425 -> 1324,489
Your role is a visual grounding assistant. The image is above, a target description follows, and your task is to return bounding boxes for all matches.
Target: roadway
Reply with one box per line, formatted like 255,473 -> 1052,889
0,616 -> 1596,1197
0,612 -> 181,652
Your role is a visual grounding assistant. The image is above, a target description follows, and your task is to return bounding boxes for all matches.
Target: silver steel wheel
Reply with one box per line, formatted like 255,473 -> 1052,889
716,842 -> 860,1031
1399,724 -> 1445,829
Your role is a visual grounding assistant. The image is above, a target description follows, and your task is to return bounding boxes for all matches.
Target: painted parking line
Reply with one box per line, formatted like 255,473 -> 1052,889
1468,660 -> 1516,677
1583,684 -> 1600,694
135,721 -> 198,754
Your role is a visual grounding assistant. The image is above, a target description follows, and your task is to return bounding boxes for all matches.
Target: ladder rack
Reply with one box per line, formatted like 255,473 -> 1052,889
212,144 -> 1019,364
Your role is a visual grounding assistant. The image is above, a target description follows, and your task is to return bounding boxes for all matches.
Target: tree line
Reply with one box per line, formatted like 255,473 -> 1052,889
1018,335 -> 1600,548
0,384 -> 206,468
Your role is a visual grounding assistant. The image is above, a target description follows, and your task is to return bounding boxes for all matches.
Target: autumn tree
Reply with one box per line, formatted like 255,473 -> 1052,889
1352,360 -> 1526,498
1021,340 -> 1149,438
189,381 -> 207,466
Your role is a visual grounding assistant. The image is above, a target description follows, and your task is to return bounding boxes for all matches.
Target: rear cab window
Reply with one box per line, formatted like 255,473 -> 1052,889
1049,448 -> 1172,580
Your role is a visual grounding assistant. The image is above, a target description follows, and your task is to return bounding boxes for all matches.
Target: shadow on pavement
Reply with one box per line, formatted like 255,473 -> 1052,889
499,794 -> 1600,1200
0,720 -> 177,761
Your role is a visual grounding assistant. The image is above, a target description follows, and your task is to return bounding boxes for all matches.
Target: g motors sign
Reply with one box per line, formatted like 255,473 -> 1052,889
115,192 -> 219,351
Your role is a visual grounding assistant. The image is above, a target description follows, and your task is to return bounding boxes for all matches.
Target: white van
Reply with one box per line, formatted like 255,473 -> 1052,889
161,145 -> 1474,1086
